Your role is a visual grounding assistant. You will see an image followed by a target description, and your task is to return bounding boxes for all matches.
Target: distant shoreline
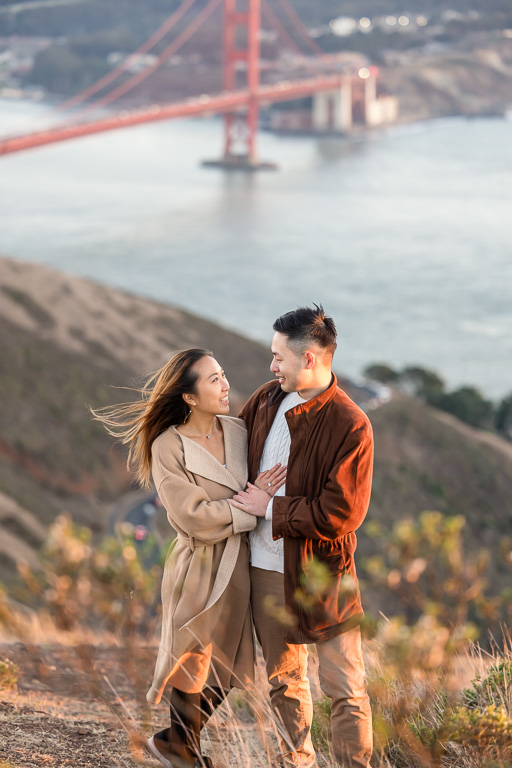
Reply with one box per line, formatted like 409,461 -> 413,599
1,88 -> 510,147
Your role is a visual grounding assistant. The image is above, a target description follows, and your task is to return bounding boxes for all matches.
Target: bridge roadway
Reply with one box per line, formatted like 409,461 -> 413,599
0,74 -> 348,156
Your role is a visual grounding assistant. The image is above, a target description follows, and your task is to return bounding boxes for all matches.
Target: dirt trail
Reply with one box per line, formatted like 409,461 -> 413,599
1,641 -> 157,768
0,641 -> 308,768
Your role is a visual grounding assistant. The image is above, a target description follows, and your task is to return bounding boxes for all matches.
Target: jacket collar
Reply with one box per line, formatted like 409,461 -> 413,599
267,373 -> 338,418
172,417 -> 247,492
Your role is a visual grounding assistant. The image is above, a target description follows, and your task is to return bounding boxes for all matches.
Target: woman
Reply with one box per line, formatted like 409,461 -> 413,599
93,348 -> 285,768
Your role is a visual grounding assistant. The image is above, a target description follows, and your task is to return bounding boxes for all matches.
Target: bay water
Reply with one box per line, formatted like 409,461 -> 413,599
1,99 -> 510,399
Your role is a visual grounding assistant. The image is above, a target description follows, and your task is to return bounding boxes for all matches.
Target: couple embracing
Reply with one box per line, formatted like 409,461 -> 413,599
97,305 -> 374,768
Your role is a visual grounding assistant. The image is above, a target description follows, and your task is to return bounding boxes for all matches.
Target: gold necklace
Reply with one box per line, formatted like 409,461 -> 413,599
184,420 -> 217,440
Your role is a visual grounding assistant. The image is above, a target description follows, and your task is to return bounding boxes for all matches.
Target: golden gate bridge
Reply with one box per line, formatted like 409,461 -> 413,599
0,0 -> 391,168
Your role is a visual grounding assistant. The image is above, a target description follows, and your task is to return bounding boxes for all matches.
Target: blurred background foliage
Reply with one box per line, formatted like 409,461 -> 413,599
364,363 -> 511,436
14,515 -> 164,638
1,506 -> 511,766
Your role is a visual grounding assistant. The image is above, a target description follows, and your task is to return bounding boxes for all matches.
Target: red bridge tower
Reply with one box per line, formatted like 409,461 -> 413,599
204,0 -> 276,169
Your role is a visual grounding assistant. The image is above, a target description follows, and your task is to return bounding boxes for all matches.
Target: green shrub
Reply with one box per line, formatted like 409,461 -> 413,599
16,514 -> 164,638
442,704 -> 512,750
362,508 -> 512,766
311,696 -> 332,753
408,691 -> 448,747
462,660 -> 512,712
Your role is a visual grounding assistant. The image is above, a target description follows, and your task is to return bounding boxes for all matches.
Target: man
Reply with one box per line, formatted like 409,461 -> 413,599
231,305 -> 373,768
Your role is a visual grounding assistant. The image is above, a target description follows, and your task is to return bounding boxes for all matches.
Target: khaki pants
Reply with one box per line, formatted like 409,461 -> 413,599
251,567 -> 372,768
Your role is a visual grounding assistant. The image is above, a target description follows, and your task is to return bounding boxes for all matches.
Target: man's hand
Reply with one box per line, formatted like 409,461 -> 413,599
231,483 -> 270,517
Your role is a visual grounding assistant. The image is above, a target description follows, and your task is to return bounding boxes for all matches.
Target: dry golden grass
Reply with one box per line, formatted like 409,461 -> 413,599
1,615 -> 510,768
1,504 -> 511,768
0,630 -> 329,768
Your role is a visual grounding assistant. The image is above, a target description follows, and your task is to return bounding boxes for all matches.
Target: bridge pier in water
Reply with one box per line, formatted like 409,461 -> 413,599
307,75 -> 397,134
312,81 -> 353,134
203,0 -> 277,171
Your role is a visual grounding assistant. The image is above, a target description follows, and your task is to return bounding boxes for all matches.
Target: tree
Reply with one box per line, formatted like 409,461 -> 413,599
434,386 -> 495,429
363,363 -> 400,384
401,365 -> 445,401
495,393 -> 512,438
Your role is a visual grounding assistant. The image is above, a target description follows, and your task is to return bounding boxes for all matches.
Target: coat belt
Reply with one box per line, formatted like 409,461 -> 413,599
184,533 -> 207,551
176,533 -> 216,551
179,532 -> 242,631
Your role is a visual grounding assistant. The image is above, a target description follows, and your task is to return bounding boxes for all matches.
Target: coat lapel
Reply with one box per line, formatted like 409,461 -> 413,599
220,416 -> 249,490
173,418 -> 247,492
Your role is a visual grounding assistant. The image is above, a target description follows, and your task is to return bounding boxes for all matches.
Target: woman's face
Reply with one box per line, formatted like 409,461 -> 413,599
188,356 -> 230,415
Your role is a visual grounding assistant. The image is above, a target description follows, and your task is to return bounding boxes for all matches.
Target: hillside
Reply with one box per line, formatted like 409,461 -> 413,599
369,396 -> 512,535
1,254 -> 511,596
0,255 -> 274,583
1,0 -> 508,39
3,0 -> 511,121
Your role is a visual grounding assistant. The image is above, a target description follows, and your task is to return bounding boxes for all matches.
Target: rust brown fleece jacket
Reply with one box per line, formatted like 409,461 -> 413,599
240,374 -> 374,643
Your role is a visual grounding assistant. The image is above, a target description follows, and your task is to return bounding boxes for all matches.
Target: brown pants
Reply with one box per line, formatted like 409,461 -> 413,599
251,567 -> 373,768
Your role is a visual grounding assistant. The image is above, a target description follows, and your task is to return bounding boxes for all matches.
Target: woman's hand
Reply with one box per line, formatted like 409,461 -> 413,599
254,463 -> 287,497
231,484 -> 270,517
232,465 -> 286,517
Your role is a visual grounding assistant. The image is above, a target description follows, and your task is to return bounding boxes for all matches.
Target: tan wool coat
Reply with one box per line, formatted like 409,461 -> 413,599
146,416 -> 257,705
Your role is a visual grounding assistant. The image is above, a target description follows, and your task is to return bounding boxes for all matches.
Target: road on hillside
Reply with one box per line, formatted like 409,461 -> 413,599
109,490 -> 175,566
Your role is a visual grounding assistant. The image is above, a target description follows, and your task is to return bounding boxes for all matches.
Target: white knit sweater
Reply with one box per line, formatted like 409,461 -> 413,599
249,391 -> 305,572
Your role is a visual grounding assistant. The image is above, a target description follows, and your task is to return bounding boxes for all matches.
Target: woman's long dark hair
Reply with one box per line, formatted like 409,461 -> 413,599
91,348 -> 213,488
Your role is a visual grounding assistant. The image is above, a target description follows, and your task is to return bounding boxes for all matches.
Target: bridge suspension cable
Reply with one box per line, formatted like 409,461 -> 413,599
272,0 -> 339,72
274,0 -> 324,56
261,0 -> 304,57
79,0 -> 222,114
59,0 -> 199,111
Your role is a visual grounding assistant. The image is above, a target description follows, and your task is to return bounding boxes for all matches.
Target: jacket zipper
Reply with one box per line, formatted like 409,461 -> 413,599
299,405 -> 308,480
298,405 -> 307,638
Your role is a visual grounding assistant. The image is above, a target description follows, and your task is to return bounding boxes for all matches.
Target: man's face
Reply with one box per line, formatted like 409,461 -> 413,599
270,332 -> 305,393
